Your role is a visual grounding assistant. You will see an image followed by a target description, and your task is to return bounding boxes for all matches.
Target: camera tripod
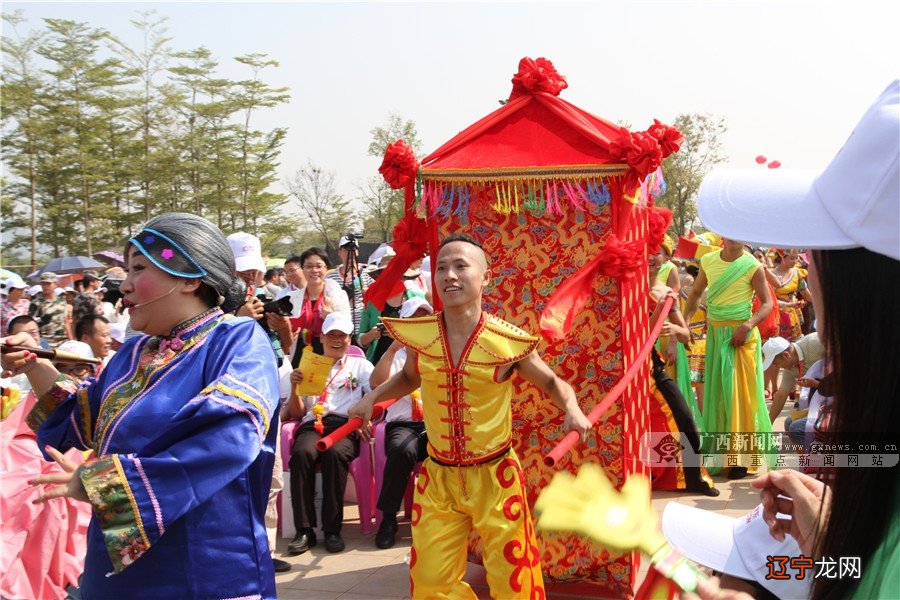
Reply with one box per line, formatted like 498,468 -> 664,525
339,242 -> 366,341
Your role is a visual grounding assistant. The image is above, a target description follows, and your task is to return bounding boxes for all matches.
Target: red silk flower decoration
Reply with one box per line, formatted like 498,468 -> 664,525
391,211 -> 429,258
379,140 -> 420,190
610,131 -> 663,178
647,206 -> 674,254
646,119 -> 683,158
510,57 -> 568,100
364,212 -> 429,311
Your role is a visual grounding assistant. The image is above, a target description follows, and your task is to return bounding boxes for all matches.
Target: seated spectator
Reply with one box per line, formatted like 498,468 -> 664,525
285,312 -> 373,555
370,297 -> 432,549
6,315 -> 50,351
761,333 -> 824,422
75,314 -> 113,373
782,358 -> 833,454
51,340 -> 96,383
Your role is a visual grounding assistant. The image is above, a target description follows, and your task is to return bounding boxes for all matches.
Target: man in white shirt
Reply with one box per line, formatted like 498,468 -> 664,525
369,297 -> 432,549
762,333 -> 825,422
284,312 -> 374,555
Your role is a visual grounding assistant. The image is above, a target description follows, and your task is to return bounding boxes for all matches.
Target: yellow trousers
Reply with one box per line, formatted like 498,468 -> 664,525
409,450 -> 545,599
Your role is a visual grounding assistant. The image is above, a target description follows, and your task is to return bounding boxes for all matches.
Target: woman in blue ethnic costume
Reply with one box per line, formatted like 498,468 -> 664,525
1,213 -> 280,599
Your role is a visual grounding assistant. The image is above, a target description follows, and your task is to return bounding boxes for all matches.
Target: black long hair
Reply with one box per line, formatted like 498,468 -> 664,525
811,247 -> 900,600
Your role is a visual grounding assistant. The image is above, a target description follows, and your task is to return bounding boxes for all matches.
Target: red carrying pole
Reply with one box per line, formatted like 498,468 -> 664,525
315,398 -> 399,451
543,295 -> 674,467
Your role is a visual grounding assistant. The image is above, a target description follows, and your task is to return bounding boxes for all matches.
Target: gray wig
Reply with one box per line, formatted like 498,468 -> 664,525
131,212 -> 246,313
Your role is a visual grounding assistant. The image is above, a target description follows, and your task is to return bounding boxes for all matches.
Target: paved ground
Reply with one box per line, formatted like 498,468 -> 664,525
274,408 -> 789,599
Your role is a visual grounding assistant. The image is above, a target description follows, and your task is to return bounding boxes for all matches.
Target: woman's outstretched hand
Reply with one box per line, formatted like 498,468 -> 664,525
29,446 -> 89,505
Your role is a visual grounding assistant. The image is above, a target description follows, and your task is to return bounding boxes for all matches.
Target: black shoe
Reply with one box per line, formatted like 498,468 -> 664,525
375,517 -> 398,549
727,466 -> 749,480
272,558 -> 292,573
687,483 -> 721,497
287,529 -> 317,555
324,532 -> 345,553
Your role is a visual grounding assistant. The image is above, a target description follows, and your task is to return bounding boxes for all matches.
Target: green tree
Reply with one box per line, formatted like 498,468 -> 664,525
1,13 -> 293,259
168,47 -> 240,227
286,161 -> 358,255
656,113 -> 727,236
231,53 -> 290,233
37,18 -> 134,254
2,11 -> 46,269
110,10 -> 173,226
360,112 -> 422,241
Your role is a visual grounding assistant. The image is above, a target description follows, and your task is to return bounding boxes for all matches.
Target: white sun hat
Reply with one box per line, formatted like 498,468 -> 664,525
662,502 -> 812,599
227,231 -> 266,274
399,296 -> 434,319
698,80 -> 899,261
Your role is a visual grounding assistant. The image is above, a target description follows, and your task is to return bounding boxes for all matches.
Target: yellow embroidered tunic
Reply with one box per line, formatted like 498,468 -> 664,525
382,312 -> 538,466
384,312 -> 545,598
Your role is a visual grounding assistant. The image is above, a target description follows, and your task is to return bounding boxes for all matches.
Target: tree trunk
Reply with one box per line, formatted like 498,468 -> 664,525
27,140 -> 38,271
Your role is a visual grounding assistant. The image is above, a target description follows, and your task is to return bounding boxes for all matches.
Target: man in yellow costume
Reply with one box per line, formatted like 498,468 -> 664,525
351,234 -> 591,599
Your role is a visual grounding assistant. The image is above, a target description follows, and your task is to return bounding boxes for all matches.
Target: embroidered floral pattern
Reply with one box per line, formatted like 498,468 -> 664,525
26,373 -> 79,433
95,312 -> 223,454
160,248 -> 174,260
80,456 -> 150,573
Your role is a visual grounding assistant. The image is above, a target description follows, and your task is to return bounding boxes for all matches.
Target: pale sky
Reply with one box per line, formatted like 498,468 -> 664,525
5,1 -> 899,210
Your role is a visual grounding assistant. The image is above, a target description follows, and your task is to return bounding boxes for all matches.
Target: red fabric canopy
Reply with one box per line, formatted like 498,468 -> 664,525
421,92 -> 629,172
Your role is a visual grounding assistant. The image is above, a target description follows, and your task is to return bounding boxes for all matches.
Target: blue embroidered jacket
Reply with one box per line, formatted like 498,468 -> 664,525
29,310 -> 279,599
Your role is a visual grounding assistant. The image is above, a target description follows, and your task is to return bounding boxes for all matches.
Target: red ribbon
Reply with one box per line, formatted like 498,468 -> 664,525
364,205 -> 429,311
509,57 -> 568,100
538,234 -> 643,342
647,205 -> 674,254
543,295 -> 675,467
366,140 -> 430,311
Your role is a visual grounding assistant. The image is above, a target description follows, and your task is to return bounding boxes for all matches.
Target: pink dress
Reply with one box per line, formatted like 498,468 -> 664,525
1,393 -> 91,600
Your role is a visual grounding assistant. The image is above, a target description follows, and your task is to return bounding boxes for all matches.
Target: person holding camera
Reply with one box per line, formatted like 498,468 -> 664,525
227,231 -> 292,574
228,233 -> 291,364
326,235 -> 373,340
357,249 -> 425,366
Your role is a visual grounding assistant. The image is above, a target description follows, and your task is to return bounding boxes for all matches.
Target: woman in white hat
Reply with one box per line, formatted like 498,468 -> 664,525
688,80 -> 899,600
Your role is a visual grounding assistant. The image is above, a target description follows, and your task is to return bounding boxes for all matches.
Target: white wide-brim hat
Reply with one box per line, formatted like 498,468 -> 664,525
662,502 -> 812,599
698,80 -> 899,261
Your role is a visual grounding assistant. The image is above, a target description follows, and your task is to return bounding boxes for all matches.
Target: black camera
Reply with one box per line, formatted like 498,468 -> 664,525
257,293 -> 294,317
341,232 -> 364,248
